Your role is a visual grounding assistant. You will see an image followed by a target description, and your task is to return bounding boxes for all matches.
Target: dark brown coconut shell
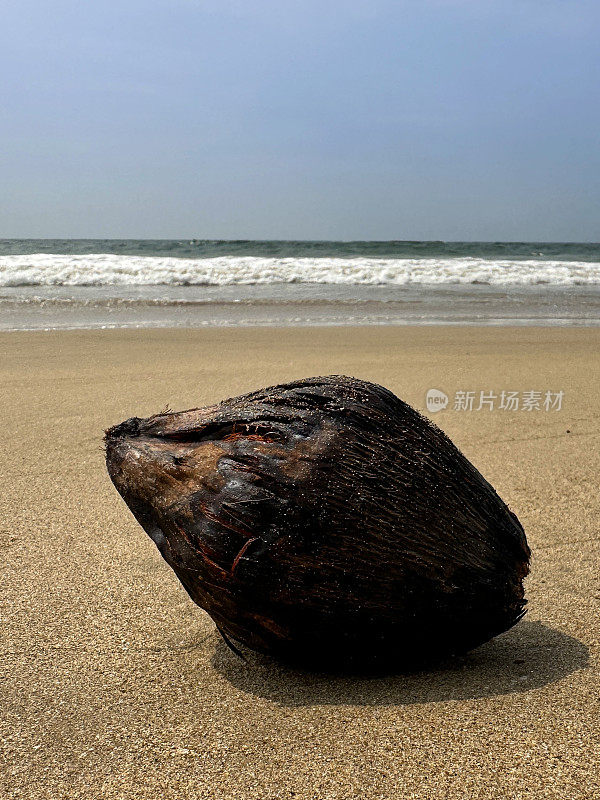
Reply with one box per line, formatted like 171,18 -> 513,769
105,376 -> 530,669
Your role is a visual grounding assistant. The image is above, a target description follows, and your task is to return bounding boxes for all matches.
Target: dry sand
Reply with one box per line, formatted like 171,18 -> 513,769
1,326 -> 599,800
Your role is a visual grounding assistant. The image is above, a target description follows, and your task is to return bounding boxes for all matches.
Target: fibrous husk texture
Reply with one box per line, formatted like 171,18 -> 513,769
105,375 -> 530,669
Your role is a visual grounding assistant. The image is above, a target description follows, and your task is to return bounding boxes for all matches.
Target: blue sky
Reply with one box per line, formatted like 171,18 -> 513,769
2,0 -> 599,240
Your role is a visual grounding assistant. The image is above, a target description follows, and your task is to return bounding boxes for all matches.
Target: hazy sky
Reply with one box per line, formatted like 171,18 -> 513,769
2,0 -> 599,240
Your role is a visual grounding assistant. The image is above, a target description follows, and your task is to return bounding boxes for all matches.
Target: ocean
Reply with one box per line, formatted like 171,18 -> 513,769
1,239 -> 599,330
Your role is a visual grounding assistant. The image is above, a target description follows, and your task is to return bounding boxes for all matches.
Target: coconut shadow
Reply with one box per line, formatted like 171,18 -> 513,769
210,620 -> 588,707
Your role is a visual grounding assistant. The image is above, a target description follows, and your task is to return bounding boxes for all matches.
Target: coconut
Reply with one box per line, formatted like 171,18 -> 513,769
105,376 -> 530,669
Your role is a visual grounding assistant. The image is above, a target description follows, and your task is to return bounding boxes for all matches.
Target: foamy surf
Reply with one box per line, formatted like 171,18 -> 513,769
1,253 -> 600,287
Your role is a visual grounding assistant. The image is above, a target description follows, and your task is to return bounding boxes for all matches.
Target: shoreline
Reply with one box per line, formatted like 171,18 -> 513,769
3,319 -> 600,332
2,283 -> 599,331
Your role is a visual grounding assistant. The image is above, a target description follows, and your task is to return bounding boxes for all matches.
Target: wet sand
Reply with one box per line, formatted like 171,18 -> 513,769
1,326 -> 599,799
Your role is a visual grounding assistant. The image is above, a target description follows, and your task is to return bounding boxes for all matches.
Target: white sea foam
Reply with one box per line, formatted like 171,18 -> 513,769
1,253 -> 599,286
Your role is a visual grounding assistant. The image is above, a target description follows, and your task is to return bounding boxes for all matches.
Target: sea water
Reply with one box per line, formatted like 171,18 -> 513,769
1,239 -> 599,330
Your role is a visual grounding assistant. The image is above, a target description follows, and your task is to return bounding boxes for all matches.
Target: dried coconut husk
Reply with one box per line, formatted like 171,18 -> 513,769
105,376 -> 530,670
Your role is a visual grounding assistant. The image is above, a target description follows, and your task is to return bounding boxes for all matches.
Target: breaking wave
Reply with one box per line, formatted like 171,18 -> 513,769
1,254 -> 600,287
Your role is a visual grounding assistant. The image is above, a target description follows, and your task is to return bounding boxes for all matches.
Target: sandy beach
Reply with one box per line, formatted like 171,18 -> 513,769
2,325 -> 599,800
